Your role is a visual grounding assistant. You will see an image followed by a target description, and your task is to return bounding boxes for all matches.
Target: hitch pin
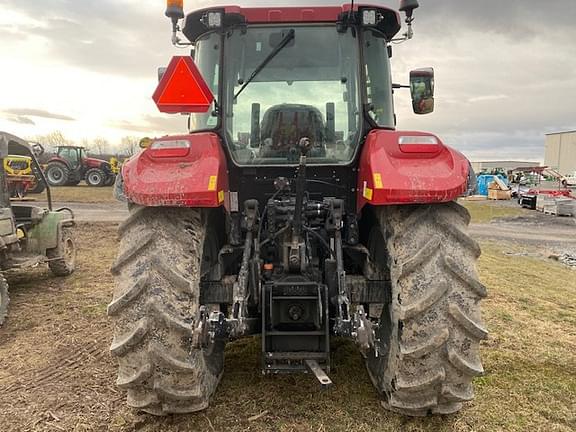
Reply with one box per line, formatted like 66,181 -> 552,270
304,360 -> 333,389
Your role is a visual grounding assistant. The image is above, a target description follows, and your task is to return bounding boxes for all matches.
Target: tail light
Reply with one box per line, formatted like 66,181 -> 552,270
149,139 -> 191,158
398,135 -> 441,153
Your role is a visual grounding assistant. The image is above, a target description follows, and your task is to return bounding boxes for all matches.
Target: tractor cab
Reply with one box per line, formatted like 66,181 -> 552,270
182,6 -> 401,167
56,146 -> 85,169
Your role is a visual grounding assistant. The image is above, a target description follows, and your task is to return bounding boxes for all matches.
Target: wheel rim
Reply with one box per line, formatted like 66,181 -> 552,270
88,173 -> 102,185
64,238 -> 75,266
48,167 -> 64,183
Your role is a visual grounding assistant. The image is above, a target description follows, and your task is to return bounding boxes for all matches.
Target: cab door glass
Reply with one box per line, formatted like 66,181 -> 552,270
60,148 -> 80,169
363,29 -> 394,127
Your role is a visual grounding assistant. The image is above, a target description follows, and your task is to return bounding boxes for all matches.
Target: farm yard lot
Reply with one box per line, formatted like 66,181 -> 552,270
40,185 -> 117,204
0,201 -> 574,432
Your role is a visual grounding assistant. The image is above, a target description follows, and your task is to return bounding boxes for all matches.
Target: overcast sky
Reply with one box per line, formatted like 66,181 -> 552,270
0,0 -> 574,161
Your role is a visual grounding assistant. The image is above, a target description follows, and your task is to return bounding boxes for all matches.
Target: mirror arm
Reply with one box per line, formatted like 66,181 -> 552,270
170,18 -> 193,47
392,83 -> 410,89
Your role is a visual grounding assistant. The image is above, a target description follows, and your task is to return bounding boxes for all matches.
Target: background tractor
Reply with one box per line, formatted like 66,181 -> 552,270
0,132 -> 77,326
44,146 -> 115,187
109,0 -> 486,417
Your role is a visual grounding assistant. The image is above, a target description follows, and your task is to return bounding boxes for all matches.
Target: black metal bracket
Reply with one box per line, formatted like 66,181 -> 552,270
227,199 -> 259,338
326,199 -> 353,337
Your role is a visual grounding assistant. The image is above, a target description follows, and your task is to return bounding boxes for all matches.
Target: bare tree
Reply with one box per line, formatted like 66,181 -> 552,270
34,130 -> 72,153
80,138 -> 91,152
120,136 -> 140,157
91,137 -> 110,157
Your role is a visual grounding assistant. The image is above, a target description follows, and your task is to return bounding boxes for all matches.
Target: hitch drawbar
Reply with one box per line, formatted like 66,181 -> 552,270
305,359 -> 333,389
261,280 -> 332,388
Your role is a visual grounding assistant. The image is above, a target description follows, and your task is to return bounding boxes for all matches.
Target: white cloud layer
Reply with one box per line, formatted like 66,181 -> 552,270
0,0 -> 573,161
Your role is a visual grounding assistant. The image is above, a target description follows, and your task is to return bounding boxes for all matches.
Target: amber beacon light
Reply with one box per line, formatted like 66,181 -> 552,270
166,0 -> 184,20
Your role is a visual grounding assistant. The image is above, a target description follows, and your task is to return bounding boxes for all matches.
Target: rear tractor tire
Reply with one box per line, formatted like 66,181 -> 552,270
0,275 -> 9,326
85,168 -> 107,187
108,206 -> 225,415
45,162 -> 70,187
104,174 -> 116,187
365,202 -> 488,416
48,227 -> 77,276
29,179 -> 46,195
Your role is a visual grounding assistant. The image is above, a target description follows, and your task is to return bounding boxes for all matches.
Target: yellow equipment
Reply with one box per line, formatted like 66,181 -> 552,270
110,157 -> 120,175
4,155 -> 36,198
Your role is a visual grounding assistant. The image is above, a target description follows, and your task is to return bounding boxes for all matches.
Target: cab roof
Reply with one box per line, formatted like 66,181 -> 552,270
183,3 -> 402,42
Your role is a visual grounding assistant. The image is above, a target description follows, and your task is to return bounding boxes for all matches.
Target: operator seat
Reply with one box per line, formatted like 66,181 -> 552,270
260,104 -> 326,159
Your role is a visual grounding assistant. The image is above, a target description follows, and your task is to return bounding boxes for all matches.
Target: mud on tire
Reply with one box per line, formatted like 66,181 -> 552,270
109,206 -> 224,415
365,202 -> 488,416
48,227 -> 77,276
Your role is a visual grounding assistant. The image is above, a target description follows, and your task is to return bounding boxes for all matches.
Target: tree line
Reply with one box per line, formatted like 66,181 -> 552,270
29,131 -> 140,159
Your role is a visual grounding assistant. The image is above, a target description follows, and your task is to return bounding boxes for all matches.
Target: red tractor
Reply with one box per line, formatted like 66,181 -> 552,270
109,0 -> 486,417
44,146 -> 115,187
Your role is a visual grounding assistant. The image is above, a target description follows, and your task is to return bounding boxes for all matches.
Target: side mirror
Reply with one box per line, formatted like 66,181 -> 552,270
399,0 -> 420,18
410,67 -> 435,115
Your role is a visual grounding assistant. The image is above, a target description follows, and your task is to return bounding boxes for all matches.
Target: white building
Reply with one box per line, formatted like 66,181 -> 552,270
470,161 -> 540,174
545,131 -> 576,176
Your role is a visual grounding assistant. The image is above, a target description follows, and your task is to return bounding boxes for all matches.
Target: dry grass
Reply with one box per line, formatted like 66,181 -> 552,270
29,185 -> 116,203
461,201 -> 525,224
0,225 -> 574,431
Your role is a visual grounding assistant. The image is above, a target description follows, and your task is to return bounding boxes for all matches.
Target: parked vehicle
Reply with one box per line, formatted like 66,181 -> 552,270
0,132 -> 77,326
45,146 -> 115,187
109,0 -> 486,417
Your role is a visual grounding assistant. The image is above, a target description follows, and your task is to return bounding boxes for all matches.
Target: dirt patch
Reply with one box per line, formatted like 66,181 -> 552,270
464,200 -> 576,249
0,224 -> 575,431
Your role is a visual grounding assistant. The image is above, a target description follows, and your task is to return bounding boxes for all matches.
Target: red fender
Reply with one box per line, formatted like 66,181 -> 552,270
357,130 -> 470,211
122,133 -> 229,208
83,157 -> 109,168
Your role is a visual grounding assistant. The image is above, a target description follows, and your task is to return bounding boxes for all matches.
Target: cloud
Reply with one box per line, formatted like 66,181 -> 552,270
468,95 -> 509,103
0,0 -> 174,77
413,0 -> 576,35
2,108 -> 75,121
1,114 -> 36,125
0,0 -> 574,160
110,115 -> 187,134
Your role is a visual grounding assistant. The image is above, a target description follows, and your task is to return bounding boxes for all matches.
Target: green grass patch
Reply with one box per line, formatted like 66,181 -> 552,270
461,201 -> 524,223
